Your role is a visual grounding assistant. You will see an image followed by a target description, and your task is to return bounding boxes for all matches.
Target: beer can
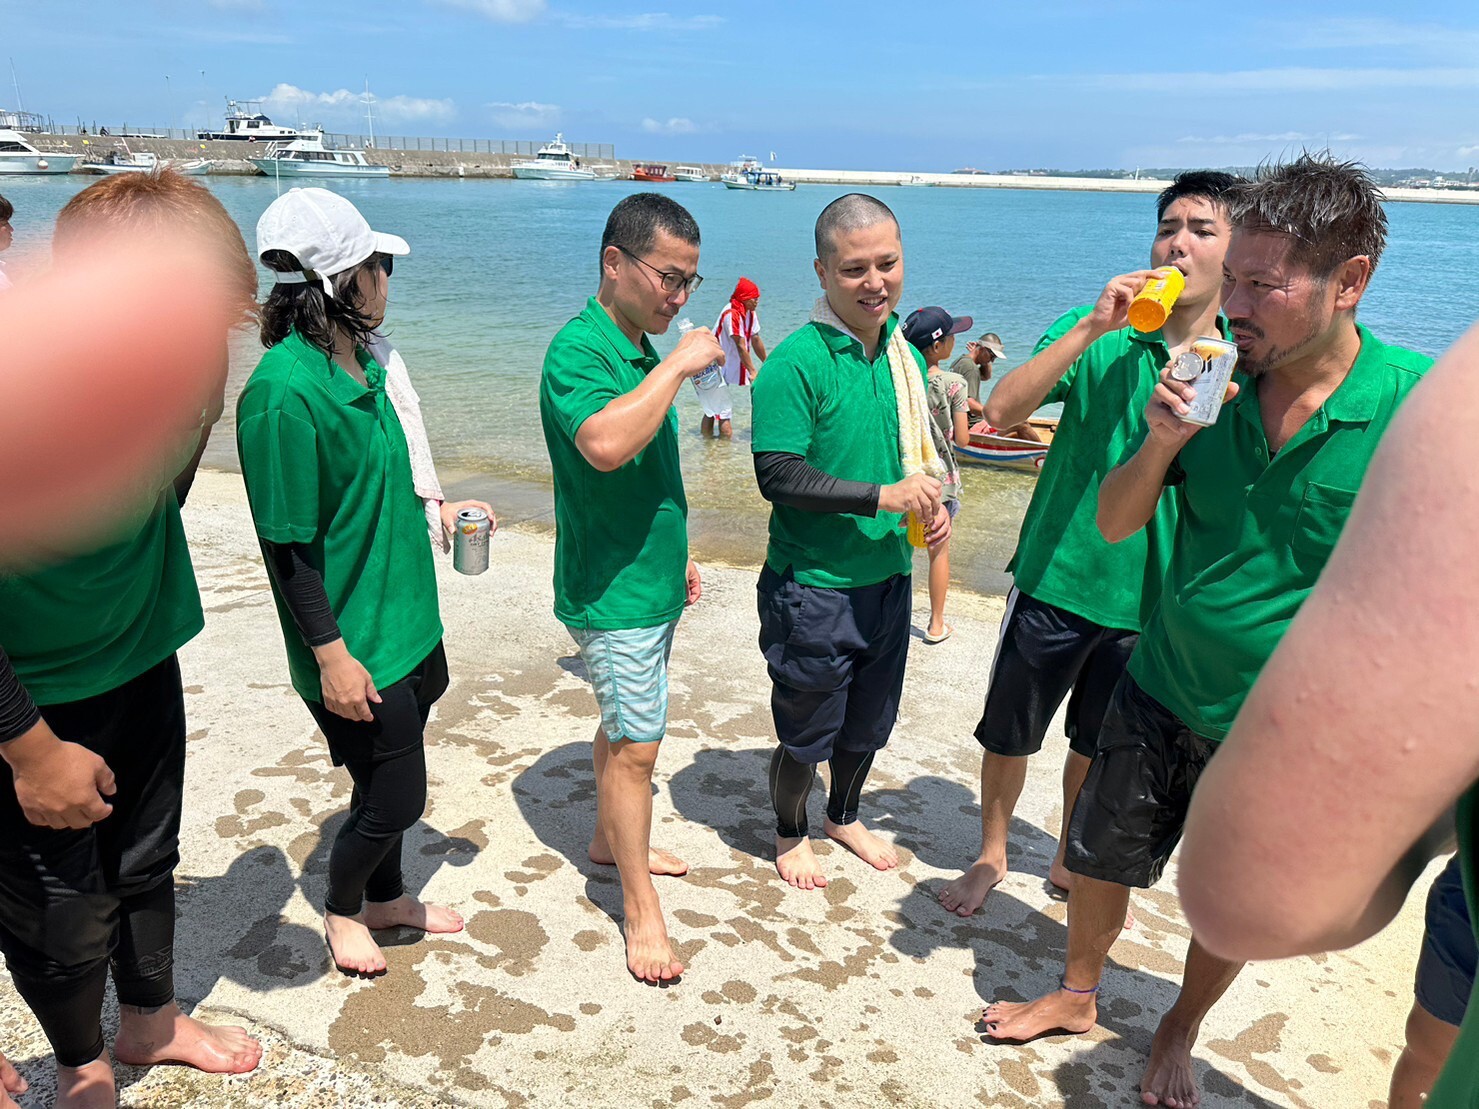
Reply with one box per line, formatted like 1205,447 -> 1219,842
1127,267 -> 1186,333
906,511 -> 928,549
452,507 -> 491,575
1170,337 -> 1239,427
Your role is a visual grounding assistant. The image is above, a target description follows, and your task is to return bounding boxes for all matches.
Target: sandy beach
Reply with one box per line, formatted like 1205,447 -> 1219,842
0,469 -> 1433,1108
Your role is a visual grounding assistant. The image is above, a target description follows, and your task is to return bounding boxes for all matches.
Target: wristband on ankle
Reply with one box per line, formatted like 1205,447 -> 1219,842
1059,977 -> 1100,995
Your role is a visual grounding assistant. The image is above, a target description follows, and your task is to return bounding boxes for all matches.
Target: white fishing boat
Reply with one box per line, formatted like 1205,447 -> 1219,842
673,164 -> 709,182
510,134 -> 596,180
87,143 -> 211,176
197,99 -> 315,142
586,162 -> 621,180
722,168 -> 795,192
899,175 -> 933,187
0,128 -> 80,174
719,155 -> 762,186
248,134 -> 389,179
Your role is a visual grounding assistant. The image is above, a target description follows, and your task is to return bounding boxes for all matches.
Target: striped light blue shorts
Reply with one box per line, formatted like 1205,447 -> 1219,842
566,620 -> 679,744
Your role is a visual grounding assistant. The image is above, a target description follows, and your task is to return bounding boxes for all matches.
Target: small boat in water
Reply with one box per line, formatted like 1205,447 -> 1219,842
88,144 -> 210,176
198,99 -> 316,143
722,168 -> 795,191
249,134 -> 389,179
899,175 -> 933,187
631,162 -> 676,182
0,128 -> 80,174
957,417 -> 1059,472
673,164 -> 709,182
511,134 -> 596,180
586,162 -> 621,179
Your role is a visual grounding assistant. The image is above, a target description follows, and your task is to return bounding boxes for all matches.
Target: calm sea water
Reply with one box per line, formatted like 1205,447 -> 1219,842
6,175 -> 1477,593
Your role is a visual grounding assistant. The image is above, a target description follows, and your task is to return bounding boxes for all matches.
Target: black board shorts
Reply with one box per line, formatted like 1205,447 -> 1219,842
1064,672 -> 1217,889
1416,854 -> 1477,1027
974,586 -> 1137,759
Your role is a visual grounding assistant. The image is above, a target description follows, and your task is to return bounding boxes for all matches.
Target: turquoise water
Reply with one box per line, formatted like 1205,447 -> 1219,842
5,175 -> 1477,592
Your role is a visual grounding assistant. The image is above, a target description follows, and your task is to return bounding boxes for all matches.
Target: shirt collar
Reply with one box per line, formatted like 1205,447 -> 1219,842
583,296 -> 659,367
815,312 -> 899,358
281,329 -> 382,405
1229,322 -> 1385,427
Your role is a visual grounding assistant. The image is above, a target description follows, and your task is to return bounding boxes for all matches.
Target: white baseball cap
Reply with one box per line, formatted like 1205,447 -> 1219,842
256,187 -> 409,296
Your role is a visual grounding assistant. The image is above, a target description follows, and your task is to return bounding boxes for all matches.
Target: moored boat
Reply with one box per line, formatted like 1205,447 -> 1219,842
511,134 -> 596,180
957,417 -> 1059,472
0,128 -> 80,174
631,162 -> 676,182
673,164 -> 709,182
198,99 -> 315,143
722,168 -> 795,192
248,134 -> 389,178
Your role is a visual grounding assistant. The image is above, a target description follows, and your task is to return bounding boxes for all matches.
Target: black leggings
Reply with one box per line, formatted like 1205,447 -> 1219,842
304,645 -> 446,917
768,744 -> 876,839
0,657 -> 186,1068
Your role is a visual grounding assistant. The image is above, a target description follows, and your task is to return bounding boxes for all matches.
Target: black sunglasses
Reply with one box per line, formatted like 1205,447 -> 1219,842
376,254 -> 394,278
615,244 -> 702,295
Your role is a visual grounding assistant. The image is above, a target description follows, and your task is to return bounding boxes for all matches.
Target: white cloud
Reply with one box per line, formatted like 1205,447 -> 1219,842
259,84 -> 455,126
1269,17 -> 1479,61
432,0 -> 545,22
641,117 -> 700,135
558,12 -> 723,31
487,100 -> 560,129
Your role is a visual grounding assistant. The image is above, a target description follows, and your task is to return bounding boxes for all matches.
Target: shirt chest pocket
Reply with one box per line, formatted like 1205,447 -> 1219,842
1290,482 -> 1357,561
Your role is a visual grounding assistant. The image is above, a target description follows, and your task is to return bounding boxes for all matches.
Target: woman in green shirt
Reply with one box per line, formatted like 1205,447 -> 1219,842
238,188 -> 491,978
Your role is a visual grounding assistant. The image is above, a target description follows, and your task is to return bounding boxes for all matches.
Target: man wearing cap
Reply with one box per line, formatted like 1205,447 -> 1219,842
752,193 -> 950,890
937,170 -> 1241,921
540,193 -> 723,984
705,276 -> 768,439
951,331 -> 1004,420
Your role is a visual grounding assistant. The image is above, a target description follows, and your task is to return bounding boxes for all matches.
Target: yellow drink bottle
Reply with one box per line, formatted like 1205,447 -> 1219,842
906,511 -> 928,548
1127,267 -> 1186,333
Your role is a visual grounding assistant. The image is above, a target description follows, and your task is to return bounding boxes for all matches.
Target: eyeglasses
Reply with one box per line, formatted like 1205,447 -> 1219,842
616,245 -> 702,295
377,254 -> 394,278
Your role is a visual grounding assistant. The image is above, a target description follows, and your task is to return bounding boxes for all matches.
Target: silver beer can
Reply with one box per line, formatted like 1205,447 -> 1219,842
452,507 -> 491,575
1170,337 -> 1240,427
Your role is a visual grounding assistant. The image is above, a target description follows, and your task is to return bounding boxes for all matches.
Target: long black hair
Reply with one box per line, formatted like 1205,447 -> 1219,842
259,250 -> 386,352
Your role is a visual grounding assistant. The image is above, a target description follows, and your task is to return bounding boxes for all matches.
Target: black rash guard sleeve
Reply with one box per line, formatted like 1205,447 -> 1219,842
754,451 -> 881,516
260,540 -> 342,648
0,647 -> 42,745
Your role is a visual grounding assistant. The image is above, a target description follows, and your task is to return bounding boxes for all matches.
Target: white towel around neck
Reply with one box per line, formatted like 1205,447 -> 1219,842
366,330 -> 449,552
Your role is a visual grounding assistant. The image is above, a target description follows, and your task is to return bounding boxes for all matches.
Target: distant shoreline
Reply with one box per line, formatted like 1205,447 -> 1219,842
19,133 -> 1479,205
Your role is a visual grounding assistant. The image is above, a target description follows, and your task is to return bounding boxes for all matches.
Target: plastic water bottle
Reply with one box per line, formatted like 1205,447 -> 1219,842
676,319 -> 731,418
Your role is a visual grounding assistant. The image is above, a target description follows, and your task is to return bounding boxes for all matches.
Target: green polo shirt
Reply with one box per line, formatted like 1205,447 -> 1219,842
752,315 -> 925,590
540,297 -> 689,630
236,330 -> 443,700
1008,307 -> 1225,632
1130,325 -> 1431,740
1428,786 -> 1479,1107
0,494 -> 202,705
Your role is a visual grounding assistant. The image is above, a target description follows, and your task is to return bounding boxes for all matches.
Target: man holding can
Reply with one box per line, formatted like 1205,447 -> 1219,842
938,171 -> 1241,920
982,155 -> 1432,1109
540,193 -> 723,984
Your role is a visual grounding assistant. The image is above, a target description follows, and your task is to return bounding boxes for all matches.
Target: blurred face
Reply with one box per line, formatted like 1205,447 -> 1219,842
1221,229 -> 1342,377
742,296 -> 759,311
602,229 -> 700,338
814,220 -> 903,340
1151,196 -> 1231,308
970,341 -> 998,372
0,217 -> 12,253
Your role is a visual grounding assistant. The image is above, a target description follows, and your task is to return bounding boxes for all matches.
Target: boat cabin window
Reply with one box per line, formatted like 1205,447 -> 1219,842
0,141 -> 27,152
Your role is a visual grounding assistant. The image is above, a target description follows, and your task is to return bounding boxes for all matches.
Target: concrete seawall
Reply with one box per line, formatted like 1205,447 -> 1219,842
25,133 -> 1479,203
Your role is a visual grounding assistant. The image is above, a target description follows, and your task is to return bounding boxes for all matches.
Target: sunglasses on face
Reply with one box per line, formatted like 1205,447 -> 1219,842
377,254 -> 394,278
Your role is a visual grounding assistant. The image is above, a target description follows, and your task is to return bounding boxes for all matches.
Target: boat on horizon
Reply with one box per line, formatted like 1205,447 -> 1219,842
631,162 -> 675,183
198,99 -> 316,143
722,168 -> 795,192
248,134 -> 389,179
957,417 -> 1059,472
673,165 -> 709,182
511,134 -> 596,181
0,128 -> 80,174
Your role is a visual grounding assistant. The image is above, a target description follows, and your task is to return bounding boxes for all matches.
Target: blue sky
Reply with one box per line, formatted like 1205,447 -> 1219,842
5,0 -> 1477,170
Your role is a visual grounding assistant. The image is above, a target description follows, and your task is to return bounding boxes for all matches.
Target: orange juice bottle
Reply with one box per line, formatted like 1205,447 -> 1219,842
1127,267 -> 1186,332
906,511 -> 928,548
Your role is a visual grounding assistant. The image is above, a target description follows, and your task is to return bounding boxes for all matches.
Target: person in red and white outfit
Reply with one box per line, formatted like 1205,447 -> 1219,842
706,276 -> 769,438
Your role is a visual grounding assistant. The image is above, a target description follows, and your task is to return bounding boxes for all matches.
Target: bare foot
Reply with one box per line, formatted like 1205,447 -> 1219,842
622,901 -> 684,983
55,1056 -> 115,1109
323,911 -> 387,975
982,987 -> 1097,1042
363,894 -> 464,934
588,838 -> 689,876
775,835 -> 828,890
1140,1021 -> 1200,1107
824,817 -> 899,871
938,858 -> 1006,917
114,1002 -> 262,1074
0,1050 -> 28,1104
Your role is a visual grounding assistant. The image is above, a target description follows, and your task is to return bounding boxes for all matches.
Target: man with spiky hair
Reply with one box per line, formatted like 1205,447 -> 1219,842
983,154 -> 1432,1109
